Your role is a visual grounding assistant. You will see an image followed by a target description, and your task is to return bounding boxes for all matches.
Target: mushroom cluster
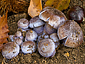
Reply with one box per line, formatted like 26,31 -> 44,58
2,7 -> 83,59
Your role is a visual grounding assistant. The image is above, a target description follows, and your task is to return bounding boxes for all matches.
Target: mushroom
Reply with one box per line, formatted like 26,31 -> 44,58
8,35 -> 15,42
38,39 -> 55,57
33,25 -> 44,35
14,38 -> 23,45
18,18 -> 29,29
44,23 -> 56,34
2,42 -> 20,59
57,20 -> 83,48
39,7 -> 67,29
25,30 -> 38,41
14,31 -> 23,39
50,33 -> 60,48
29,16 -> 45,28
21,41 -> 36,54
17,18 -> 29,32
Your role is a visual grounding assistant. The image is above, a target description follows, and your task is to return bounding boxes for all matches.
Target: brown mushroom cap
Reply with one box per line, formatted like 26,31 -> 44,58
14,38 -> 23,45
39,7 -> 67,29
57,20 -> 83,48
29,16 -> 45,28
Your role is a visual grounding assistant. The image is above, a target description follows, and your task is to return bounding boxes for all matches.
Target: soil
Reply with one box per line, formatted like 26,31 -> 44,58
0,0 -> 85,64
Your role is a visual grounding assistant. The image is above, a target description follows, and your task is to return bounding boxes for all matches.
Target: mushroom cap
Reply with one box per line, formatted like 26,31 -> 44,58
50,33 -> 59,43
29,16 -> 45,28
50,33 -> 60,48
25,30 -> 38,41
8,35 -> 15,42
38,39 -> 55,57
15,31 -> 22,37
21,41 -> 36,54
2,42 -> 20,59
68,5 -> 85,23
57,20 -> 83,48
33,25 -> 44,35
14,38 -> 23,45
18,18 -> 29,29
39,7 -> 67,29
44,23 -> 56,34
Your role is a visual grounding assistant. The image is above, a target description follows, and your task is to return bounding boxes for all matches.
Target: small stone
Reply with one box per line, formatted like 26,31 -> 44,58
72,51 -> 75,54
81,55 -> 84,57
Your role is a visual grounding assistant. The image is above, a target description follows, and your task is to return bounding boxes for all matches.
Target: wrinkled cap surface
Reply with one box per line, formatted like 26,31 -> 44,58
15,31 -> 22,37
29,16 -> 45,28
57,20 -> 83,48
39,7 -> 67,29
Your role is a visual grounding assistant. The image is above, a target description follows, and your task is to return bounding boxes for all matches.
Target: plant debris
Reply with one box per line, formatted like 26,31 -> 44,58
0,11 -> 9,52
44,0 -> 70,11
0,0 -> 29,15
28,0 -> 42,17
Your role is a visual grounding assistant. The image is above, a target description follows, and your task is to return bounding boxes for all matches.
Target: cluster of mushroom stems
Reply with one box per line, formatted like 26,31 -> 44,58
2,7 -> 83,59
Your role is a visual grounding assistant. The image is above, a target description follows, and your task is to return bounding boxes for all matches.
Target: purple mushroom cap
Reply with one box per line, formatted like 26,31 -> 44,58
38,39 -> 55,57
21,41 -> 36,54
2,42 -> 20,59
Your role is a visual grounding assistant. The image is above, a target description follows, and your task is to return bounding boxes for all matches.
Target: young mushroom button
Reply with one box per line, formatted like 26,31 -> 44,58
17,18 -> 29,29
2,42 -> 20,59
25,30 -> 38,41
21,41 -> 36,54
15,31 -> 23,39
38,39 -> 55,57
39,7 -> 67,29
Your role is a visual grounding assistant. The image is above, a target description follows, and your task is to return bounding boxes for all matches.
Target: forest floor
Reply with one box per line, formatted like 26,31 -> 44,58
0,0 -> 85,64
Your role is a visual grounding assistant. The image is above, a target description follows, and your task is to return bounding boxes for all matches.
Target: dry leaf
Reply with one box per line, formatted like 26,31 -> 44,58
0,11 -> 9,52
44,0 -> 70,11
28,0 -> 42,17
